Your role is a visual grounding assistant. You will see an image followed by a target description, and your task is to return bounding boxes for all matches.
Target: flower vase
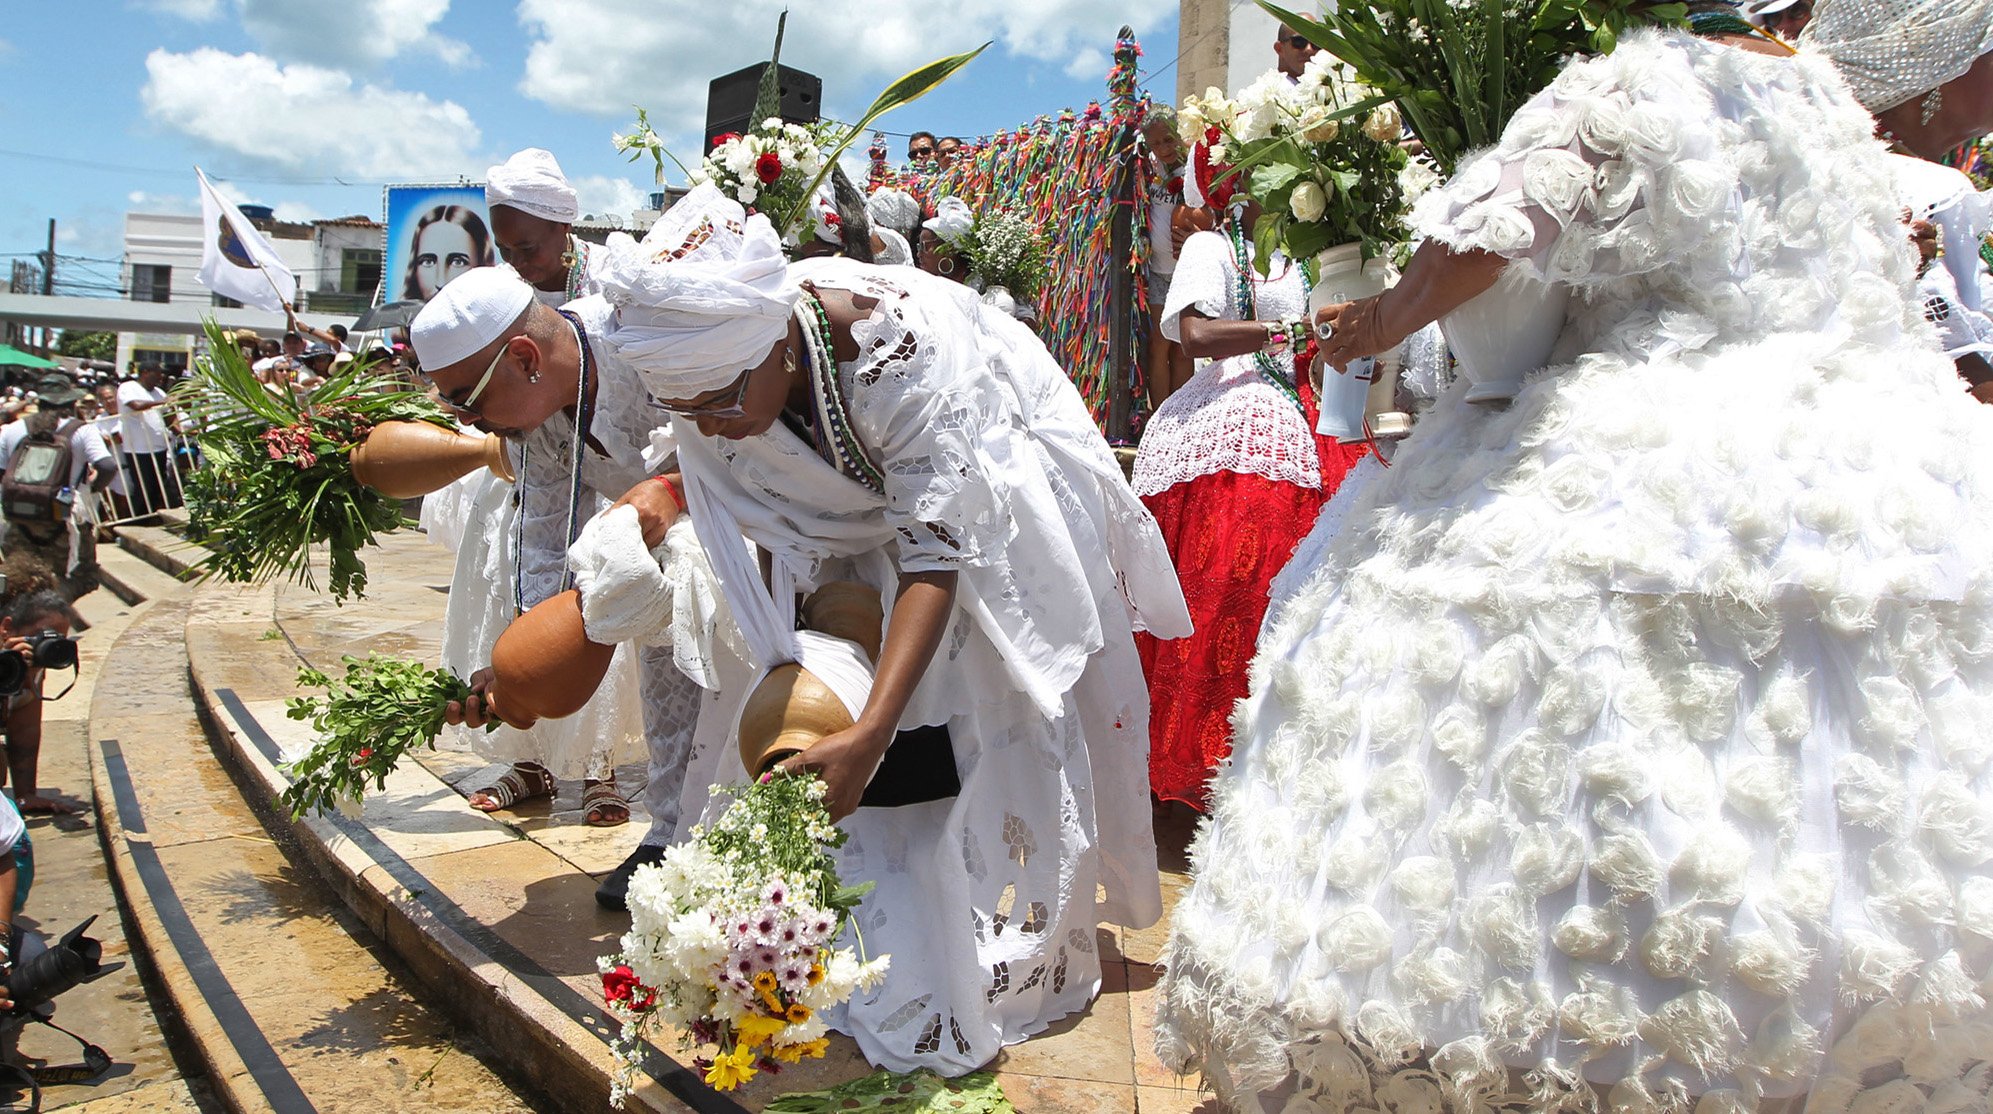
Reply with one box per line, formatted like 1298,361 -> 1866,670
489,589 -> 614,724
349,421 -> 514,498
737,582 -> 884,777
1310,244 -> 1408,444
1439,271 -> 1570,406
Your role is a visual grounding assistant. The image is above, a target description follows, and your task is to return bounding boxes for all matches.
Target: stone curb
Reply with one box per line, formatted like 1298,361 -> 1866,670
183,584 -> 706,1114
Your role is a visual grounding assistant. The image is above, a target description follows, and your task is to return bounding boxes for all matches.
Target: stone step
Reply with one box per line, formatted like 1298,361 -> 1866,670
109,523 -> 201,582
87,594 -> 543,1113
95,542 -> 190,609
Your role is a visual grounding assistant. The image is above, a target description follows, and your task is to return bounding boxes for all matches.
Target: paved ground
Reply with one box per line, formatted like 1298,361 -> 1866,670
244,529 -> 1219,1112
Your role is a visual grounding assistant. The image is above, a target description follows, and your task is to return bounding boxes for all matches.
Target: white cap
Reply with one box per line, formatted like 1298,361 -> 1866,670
1745,0 -> 1804,15
485,148 -> 580,224
924,196 -> 974,246
410,267 -> 534,371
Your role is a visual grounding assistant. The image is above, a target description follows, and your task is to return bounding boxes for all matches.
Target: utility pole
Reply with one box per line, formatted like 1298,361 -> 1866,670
36,218 -> 55,354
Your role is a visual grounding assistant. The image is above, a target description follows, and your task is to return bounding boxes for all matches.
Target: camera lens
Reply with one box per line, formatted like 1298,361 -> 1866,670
0,652 -> 25,698
29,632 -> 77,671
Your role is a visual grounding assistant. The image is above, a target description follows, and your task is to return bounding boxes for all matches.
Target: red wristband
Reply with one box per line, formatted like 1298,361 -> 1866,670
652,474 -> 685,512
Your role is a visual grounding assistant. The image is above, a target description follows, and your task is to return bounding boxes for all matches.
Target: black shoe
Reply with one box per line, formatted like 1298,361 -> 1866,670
595,843 -> 669,911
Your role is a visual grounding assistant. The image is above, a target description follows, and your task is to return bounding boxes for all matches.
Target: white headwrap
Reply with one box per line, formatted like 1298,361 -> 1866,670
924,196 -> 975,246
594,183 -> 799,397
409,266 -> 533,370
809,184 -> 843,245
874,226 -> 914,266
1803,0 -> 1993,112
865,188 -> 921,238
485,148 -> 581,224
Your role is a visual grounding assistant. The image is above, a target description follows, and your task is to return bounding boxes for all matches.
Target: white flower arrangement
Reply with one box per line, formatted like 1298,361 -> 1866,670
598,773 -> 888,1100
694,119 -> 827,227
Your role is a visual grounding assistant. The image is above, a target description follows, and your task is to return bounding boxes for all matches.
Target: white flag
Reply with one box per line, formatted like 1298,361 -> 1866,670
196,168 -> 296,311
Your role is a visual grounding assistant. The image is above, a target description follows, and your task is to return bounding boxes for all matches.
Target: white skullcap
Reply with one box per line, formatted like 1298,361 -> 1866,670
924,196 -> 974,246
874,226 -> 913,266
866,188 -> 921,236
485,148 -> 580,224
1803,0 -> 1993,112
409,266 -> 533,370
595,183 -> 799,397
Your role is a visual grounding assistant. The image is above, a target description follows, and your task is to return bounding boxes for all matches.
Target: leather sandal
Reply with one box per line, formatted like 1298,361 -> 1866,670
466,763 -> 555,812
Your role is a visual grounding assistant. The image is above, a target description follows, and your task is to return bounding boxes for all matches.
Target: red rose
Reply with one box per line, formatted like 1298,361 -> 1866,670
755,151 -> 783,184
715,132 -> 742,147
603,965 -> 639,1004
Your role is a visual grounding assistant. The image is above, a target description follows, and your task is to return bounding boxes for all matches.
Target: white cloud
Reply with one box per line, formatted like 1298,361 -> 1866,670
1063,46 -> 1108,81
570,175 -> 649,223
272,201 -> 322,223
125,190 -> 200,215
237,0 -> 471,69
141,48 -> 484,180
137,0 -> 223,19
516,0 -> 1170,121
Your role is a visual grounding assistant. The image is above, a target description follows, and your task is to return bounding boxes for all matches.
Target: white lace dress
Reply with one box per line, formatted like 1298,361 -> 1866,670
1155,32 -> 1993,1113
1132,231 -> 1322,498
659,259 -> 1190,1074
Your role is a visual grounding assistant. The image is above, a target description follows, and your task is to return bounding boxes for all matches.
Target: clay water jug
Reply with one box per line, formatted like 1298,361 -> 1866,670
737,582 -> 885,777
349,421 -> 514,498
489,589 -> 614,725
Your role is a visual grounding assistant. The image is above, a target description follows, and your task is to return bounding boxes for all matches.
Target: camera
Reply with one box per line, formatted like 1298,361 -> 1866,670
6,916 -> 122,1022
0,632 -> 77,699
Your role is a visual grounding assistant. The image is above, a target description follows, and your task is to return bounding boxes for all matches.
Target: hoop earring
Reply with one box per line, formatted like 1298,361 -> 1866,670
938,256 -> 957,276
1923,87 -> 1944,127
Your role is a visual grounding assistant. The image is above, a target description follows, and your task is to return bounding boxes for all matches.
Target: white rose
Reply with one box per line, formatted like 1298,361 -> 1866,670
1363,103 -> 1402,142
1289,179 -> 1329,222
1521,148 -> 1597,221
737,183 -> 758,205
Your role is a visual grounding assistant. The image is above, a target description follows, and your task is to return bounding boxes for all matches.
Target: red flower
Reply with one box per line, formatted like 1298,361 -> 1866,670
755,151 -> 783,184
715,132 -> 742,147
1168,175 -> 1184,197
603,965 -> 640,1004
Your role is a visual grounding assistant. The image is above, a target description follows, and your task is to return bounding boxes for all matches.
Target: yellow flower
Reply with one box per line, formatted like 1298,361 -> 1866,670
751,971 -> 779,995
770,1042 -> 809,1064
735,1013 -> 788,1049
807,963 -> 825,986
703,1047 -> 759,1091
798,1037 -> 830,1060
785,1002 -> 813,1024
758,987 -> 785,1014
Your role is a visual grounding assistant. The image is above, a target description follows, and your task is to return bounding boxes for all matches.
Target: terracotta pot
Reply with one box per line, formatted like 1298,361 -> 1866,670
350,420 -> 514,497
490,589 -> 613,723
736,581 -> 884,777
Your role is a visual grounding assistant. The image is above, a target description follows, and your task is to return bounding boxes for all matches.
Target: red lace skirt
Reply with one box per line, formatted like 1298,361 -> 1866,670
1137,411 -> 1367,810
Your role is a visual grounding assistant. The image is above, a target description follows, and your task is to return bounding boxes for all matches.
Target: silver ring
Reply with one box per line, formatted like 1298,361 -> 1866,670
1315,320 -> 1335,341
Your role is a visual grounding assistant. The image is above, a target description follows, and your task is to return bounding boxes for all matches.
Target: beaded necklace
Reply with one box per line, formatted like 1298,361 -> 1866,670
793,290 -> 886,494
511,309 -> 597,615
563,237 -> 590,304
1226,219 -> 1307,415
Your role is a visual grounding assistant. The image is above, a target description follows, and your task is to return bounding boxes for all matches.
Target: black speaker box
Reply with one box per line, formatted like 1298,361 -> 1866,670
704,63 -> 822,152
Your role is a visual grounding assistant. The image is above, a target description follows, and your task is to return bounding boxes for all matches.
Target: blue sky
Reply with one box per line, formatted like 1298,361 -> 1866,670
0,0 -> 1182,300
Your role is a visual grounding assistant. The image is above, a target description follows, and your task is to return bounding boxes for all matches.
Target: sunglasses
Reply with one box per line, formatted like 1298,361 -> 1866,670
910,146 -> 935,158
426,338 -> 510,420
659,368 -> 753,420
1283,34 -> 1312,48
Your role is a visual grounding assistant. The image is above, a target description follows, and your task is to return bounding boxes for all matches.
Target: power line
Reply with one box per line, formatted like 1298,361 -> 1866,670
1139,0 -> 1251,90
0,145 -> 387,187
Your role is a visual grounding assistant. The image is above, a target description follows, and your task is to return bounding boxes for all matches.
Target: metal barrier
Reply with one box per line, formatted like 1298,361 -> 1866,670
88,414 -> 189,527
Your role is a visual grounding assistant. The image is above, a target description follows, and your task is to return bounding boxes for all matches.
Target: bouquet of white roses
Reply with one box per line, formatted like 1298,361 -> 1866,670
1180,53 -> 1423,269
1260,0 -> 1686,175
696,120 -> 828,234
600,773 -> 888,1101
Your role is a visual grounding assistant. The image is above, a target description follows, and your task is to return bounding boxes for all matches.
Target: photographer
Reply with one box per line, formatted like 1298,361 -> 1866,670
0,575 -> 79,817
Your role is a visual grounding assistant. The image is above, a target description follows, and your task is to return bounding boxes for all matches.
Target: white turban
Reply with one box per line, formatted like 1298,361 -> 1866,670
874,227 -> 914,266
924,196 -> 975,246
409,266 -> 533,370
866,188 -> 921,238
810,184 -> 843,245
595,183 -> 799,397
1803,0 -> 1993,112
485,148 -> 580,224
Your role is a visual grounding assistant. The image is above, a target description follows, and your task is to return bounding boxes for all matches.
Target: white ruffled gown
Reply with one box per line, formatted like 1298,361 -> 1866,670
1155,31 -> 1993,1113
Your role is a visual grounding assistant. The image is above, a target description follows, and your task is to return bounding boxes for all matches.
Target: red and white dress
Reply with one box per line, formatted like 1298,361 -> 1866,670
1131,228 -> 1367,809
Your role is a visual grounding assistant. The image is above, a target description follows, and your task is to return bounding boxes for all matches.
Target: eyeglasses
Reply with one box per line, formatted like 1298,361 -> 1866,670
910,147 -> 935,159
658,368 -> 753,420
427,339 -> 509,420
1283,34 -> 1312,48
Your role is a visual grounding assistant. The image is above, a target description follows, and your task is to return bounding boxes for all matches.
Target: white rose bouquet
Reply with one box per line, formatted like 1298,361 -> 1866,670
599,773 -> 888,1102
1180,54 -> 1413,269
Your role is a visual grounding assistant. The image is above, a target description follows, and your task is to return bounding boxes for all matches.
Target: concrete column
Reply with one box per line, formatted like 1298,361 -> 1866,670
1176,0 -> 1232,104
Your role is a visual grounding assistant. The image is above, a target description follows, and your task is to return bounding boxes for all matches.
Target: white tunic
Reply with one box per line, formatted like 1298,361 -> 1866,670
659,260 -> 1190,1074
1156,32 -> 1993,1113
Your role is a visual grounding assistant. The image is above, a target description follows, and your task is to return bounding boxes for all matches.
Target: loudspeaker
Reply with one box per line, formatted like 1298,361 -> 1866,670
704,63 -> 822,152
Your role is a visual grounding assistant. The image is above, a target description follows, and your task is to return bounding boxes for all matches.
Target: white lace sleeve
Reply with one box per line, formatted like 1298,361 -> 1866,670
1412,35 -> 1738,288
1159,230 -> 1238,341
840,286 -> 1015,574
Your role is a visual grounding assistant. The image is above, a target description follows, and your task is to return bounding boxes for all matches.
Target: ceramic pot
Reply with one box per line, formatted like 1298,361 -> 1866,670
1309,244 -> 1407,444
736,581 -> 884,777
489,589 -> 613,723
350,421 -> 514,497
1439,273 -> 1570,406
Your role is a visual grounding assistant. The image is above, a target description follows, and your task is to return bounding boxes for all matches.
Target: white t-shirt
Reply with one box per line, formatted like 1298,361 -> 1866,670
117,381 -> 171,453
0,416 -> 115,490
88,417 -> 130,494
